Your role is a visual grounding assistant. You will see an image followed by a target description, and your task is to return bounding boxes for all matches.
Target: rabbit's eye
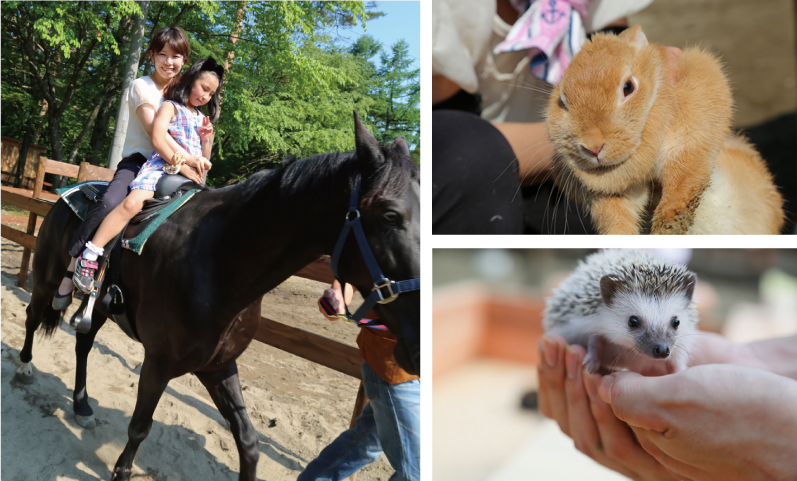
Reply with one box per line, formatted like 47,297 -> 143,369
558,96 -> 568,112
623,82 -> 634,96
622,77 -> 637,98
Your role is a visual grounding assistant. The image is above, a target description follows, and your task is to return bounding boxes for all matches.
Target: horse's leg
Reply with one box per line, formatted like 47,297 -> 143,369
73,312 -> 108,429
112,358 -> 170,481
16,283 -> 60,384
195,362 -> 260,481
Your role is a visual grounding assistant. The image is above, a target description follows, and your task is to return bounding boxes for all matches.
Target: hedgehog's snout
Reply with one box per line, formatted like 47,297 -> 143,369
652,344 -> 670,359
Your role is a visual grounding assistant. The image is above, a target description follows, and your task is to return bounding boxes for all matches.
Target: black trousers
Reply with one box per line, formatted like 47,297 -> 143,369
432,109 -> 594,235
432,110 -> 525,234
67,153 -> 147,258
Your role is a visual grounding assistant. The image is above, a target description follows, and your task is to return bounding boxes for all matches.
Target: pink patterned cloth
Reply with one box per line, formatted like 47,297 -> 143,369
494,0 -> 589,85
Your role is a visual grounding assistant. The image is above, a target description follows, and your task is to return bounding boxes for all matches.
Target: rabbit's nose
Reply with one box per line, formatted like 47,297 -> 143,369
581,143 -> 604,158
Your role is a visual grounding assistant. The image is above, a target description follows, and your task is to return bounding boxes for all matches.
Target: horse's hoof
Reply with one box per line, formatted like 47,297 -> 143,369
75,413 -> 96,429
14,361 -> 35,385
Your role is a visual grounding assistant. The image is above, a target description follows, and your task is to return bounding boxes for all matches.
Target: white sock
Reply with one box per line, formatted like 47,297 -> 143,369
83,241 -> 104,261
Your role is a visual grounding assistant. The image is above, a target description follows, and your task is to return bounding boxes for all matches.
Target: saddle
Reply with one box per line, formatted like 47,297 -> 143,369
56,175 -> 202,339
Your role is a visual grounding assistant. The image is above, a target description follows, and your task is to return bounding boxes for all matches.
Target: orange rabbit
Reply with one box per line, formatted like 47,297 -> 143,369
546,25 -> 784,234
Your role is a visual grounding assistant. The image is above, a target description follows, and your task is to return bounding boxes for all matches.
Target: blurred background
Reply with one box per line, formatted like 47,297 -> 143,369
433,249 -> 797,481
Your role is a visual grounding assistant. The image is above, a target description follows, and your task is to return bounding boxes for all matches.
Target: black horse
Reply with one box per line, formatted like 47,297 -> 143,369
14,112 -> 420,481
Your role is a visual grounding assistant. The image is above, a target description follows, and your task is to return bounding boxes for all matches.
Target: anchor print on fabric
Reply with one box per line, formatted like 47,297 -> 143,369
541,0 -> 567,25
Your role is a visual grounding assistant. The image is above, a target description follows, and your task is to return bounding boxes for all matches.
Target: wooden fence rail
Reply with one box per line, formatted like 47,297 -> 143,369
1,152 -> 368,478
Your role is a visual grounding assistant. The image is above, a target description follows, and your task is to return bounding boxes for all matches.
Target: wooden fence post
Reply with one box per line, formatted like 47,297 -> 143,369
17,158 -> 48,288
77,162 -> 90,183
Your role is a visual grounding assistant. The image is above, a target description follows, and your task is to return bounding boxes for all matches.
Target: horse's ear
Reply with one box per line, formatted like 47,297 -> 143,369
353,110 -> 384,166
390,136 -> 410,158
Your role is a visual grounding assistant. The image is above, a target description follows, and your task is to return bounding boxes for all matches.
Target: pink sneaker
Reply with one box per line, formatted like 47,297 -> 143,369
72,254 -> 98,294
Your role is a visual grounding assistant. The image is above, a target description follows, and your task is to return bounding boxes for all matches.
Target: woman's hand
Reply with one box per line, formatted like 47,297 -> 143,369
185,155 -> 211,181
178,163 -> 203,184
600,366 -> 797,481
537,335 -> 677,481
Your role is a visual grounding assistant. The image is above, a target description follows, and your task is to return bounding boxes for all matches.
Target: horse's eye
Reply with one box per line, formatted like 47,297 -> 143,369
383,211 -> 400,224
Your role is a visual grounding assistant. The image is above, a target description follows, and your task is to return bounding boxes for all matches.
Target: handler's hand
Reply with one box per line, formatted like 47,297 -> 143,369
318,288 -> 344,322
599,365 -> 797,481
537,335 -> 677,481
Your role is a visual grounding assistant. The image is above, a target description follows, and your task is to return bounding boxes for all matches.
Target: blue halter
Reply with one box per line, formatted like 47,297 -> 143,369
330,171 -> 420,327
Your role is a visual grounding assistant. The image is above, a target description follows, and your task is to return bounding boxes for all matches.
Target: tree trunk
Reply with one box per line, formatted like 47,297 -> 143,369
87,97 -> 117,165
14,130 -> 33,189
66,100 -> 104,164
108,0 -> 150,169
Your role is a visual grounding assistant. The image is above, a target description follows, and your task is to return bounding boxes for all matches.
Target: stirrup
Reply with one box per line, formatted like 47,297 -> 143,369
69,288 -> 98,333
73,254 -> 98,294
52,271 -> 74,311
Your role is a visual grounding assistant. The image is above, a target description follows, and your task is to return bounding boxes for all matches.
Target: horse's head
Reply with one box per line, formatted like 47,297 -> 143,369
337,111 -> 420,376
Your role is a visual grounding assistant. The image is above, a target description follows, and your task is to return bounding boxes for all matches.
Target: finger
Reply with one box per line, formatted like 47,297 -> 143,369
538,335 -> 570,435
563,347 -> 634,477
586,373 -> 676,480
632,428 -> 699,481
599,372 -> 670,432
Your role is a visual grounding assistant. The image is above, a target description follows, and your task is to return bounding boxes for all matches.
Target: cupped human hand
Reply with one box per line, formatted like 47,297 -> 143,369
600,365 -> 797,481
537,335 -> 678,481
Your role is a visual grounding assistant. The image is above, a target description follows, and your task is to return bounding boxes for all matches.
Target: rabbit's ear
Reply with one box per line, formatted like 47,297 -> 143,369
619,25 -> 648,49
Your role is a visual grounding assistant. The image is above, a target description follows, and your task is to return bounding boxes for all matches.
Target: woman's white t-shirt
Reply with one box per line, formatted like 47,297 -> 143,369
122,76 -> 165,158
433,0 -> 654,122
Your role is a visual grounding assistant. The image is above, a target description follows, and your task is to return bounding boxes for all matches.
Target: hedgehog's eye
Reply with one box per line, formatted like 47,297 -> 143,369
628,316 -> 640,328
671,316 -> 680,329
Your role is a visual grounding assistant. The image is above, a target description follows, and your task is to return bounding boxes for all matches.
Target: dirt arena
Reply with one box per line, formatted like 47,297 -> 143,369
1,236 -> 394,480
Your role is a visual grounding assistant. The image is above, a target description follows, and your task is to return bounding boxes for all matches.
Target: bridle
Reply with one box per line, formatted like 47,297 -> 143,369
330,170 -> 420,327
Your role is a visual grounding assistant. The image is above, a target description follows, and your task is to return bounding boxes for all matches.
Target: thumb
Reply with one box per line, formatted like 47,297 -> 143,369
598,371 -> 670,433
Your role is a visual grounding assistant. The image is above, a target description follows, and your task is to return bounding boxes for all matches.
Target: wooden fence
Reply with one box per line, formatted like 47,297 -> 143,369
1,152 -> 368,477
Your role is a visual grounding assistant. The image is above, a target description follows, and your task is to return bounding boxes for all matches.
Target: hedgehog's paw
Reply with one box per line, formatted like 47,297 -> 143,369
582,352 -> 601,374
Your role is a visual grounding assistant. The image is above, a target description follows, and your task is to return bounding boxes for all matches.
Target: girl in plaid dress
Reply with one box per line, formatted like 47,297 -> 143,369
73,57 -> 223,292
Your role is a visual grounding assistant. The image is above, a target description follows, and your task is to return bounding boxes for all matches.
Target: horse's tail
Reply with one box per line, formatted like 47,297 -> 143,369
34,294 -> 77,337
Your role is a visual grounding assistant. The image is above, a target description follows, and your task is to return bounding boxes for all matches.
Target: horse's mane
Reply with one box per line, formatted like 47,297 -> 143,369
235,144 -> 419,205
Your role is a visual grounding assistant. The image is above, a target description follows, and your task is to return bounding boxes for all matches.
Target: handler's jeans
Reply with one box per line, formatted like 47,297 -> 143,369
298,362 -> 420,481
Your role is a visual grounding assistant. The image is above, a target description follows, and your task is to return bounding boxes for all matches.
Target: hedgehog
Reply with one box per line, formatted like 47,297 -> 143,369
543,249 -> 698,374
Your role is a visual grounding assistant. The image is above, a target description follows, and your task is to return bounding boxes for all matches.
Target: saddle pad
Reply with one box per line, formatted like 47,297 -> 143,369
55,180 -> 198,255
120,189 -> 197,255
54,181 -> 110,221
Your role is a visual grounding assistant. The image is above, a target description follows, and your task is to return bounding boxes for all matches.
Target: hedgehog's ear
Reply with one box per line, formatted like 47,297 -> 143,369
600,275 -> 623,306
681,273 -> 697,301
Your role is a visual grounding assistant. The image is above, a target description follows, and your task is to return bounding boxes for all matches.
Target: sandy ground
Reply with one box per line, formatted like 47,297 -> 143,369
0,236 -> 394,481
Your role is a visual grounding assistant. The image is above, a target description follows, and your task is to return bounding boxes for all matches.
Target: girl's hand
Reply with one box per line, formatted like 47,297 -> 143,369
178,163 -> 203,184
197,156 -> 212,173
198,116 -> 214,142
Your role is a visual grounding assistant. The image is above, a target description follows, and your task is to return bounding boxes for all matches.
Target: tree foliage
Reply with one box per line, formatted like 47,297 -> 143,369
1,1 -> 420,187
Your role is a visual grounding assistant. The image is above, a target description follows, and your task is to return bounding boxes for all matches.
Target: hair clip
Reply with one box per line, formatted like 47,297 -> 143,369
200,56 -> 224,81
